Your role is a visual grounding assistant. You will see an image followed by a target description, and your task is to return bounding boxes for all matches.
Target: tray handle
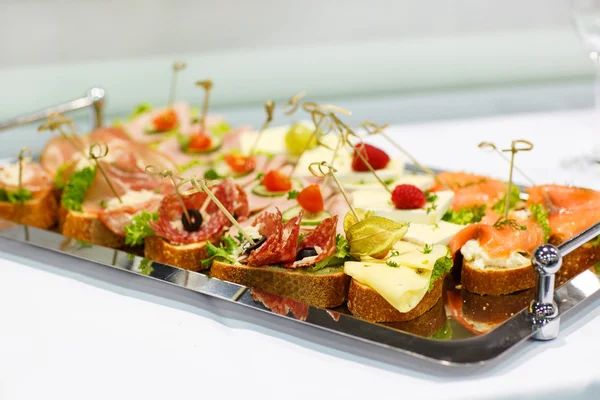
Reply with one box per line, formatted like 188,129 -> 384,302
529,220 -> 600,340
0,88 -> 106,131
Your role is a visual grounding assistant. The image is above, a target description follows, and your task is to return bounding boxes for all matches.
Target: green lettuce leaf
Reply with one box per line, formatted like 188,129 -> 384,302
209,122 -> 232,137
308,234 -> 352,272
431,320 -> 453,340
124,211 -> 158,246
0,188 -> 33,203
529,203 -> 551,243
442,205 -> 486,225
202,236 -> 237,267
492,185 -> 521,214
429,253 -> 453,290
129,102 -> 153,120
61,166 -> 96,211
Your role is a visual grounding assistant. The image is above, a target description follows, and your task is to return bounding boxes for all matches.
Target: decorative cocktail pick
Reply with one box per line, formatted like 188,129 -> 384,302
478,141 -> 536,186
283,90 -> 307,116
38,113 -> 86,156
144,165 -> 192,225
17,147 -> 31,203
88,142 -> 122,204
248,100 -> 276,156
501,140 -> 534,219
361,121 -> 449,189
182,176 -> 256,245
195,79 -> 214,134
309,161 -> 359,221
168,60 -> 187,105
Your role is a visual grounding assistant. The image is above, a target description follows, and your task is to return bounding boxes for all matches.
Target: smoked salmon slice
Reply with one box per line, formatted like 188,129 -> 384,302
430,172 -> 506,211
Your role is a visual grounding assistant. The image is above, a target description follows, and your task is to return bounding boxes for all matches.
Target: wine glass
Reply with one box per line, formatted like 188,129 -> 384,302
572,0 -> 600,108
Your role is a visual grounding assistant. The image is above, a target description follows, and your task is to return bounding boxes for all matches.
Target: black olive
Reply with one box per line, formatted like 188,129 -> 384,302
243,235 -> 266,255
296,247 -> 318,261
182,209 -> 202,232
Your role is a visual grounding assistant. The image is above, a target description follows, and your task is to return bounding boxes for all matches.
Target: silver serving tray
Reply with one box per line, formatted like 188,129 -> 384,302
1,221 -> 599,367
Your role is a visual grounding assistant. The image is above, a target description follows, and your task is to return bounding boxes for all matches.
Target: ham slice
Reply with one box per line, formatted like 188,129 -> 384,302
121,102 -> 193,144
0,161 -> 54,194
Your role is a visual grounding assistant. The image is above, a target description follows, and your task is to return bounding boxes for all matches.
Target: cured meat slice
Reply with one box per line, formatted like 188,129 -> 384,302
251,289 -> 309,321
277,212 -> 303,265
297,215 -> 338,264
247,209 -> 283,266
99,196 -> 162,236
0,161 -> 54,194
150,178 -> 247,244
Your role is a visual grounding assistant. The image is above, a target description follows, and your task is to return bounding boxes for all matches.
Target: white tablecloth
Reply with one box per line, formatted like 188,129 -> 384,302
2,108 -> 600,400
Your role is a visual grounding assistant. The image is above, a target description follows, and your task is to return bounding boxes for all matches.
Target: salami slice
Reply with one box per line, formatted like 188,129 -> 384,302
297,215 -> 338,264
150,178 -> 247,244
247,209 -> 283,266
277,211 -> 303,265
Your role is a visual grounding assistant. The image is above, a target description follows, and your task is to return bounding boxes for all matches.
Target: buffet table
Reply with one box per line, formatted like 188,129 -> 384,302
1,108 -> 600,400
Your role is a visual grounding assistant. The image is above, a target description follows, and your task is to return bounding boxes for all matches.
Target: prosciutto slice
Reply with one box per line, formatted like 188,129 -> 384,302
99,196 -> 162,236
0,161 -> 54,194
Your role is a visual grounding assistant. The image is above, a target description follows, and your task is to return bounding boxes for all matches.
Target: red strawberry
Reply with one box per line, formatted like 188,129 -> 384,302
391,184 -> 426,209
351,143 -> 390,171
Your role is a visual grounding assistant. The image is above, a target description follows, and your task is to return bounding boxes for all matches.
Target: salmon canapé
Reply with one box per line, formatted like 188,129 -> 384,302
526,184 -> 600,242
448,217 -> 545,259
430,172 -> 506,211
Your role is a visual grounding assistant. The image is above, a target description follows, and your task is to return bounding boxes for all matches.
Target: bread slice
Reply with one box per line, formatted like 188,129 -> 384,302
211,261 -> 350,308
461,260 -> 536,295
346,276 -> 445,322
550,236 -> 600,286
383,298 -> 447,337
62,209 -> 125,248
144,236 -> 209,272
0,189 -> 58,229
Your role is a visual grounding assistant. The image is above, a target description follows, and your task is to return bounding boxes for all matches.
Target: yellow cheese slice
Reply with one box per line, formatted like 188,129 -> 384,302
345,262 -> 432,313
386,243 -> 447,271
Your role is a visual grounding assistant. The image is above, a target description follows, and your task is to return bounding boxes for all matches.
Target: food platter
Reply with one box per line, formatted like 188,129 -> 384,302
2,86 -> 600,367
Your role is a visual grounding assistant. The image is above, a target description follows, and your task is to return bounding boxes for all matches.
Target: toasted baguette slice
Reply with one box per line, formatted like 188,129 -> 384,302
211,261 -> 350,308
550,236 -> 600,285
461,260 -> 536,295
383,298 -> 447,337
346,276 -> 445,322
62,210 -> 125,248
462,288 -> 534,324
0,189 -> 58,229
144,236 -> 209,272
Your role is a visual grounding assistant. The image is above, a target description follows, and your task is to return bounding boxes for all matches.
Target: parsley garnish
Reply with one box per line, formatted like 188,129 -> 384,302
255,173 -> 264,181
529,203 -> 551,243
124,211 -> 158,246
424,190 -> 438,203
202,236 -> 237,267
442,205 -> 486,225
386,260 -> 400,268
390,249 -> 400,257
0,188 -> 33,204
308,234 -> 351,272
61,166 -> 96,211
493,217 -> 526,231
430,253 -> 453,290
204,169 -> 222,180
383,178 -> 395,186
426,203 -> 437,215
287,190 -> 299,200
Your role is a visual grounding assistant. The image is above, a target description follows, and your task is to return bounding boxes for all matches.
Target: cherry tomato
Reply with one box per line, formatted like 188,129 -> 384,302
188,133 -> 213,151
297,184 -> 324,213
261,170 -> 292,192
224,154 -> 256,174
152,109 -> 178,132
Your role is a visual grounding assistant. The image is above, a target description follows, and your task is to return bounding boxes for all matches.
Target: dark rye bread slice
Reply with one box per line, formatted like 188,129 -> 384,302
384,298 -> 447,337
346,275 -> 445,323
462,288 -> 534,324
550,236 -> 600,286
144,236 -> 209,272
0,189 -> 58,230
461,260 -> 536,295
211,261 -> 350,308
62,209 -> 125,248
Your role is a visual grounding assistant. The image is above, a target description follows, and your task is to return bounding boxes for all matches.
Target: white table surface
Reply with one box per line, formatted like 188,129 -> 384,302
2,108 -> 600,400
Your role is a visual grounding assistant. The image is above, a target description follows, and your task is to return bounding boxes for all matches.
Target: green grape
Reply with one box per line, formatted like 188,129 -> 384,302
285,123 -> 317,155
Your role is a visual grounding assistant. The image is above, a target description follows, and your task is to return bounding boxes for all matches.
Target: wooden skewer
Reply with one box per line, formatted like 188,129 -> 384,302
501,140 -> 534,219
168,60 -> 187,106
185,177 -> 256,245
478,141 -> 536,186
309,161 -> 359,221
38,113 -> 87,158
196,79 -> 214,134
283,90 -> 307,116
145,166 -> 191,224
249,100 -> 275,156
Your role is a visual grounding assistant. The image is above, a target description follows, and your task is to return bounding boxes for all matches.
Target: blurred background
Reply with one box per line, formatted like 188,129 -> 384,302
0,0 -> 595,130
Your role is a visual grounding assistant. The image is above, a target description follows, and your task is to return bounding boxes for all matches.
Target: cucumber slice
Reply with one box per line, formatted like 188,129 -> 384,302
212,160 -> 253,179
251,184 -> 287,197
144,123 -> 178,135
182,136 -> 223,154
282,205 -> 331,226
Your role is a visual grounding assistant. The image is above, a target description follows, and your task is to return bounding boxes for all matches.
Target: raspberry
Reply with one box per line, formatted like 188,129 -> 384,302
391,184 -> 426,209
351,143 -> 390,171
